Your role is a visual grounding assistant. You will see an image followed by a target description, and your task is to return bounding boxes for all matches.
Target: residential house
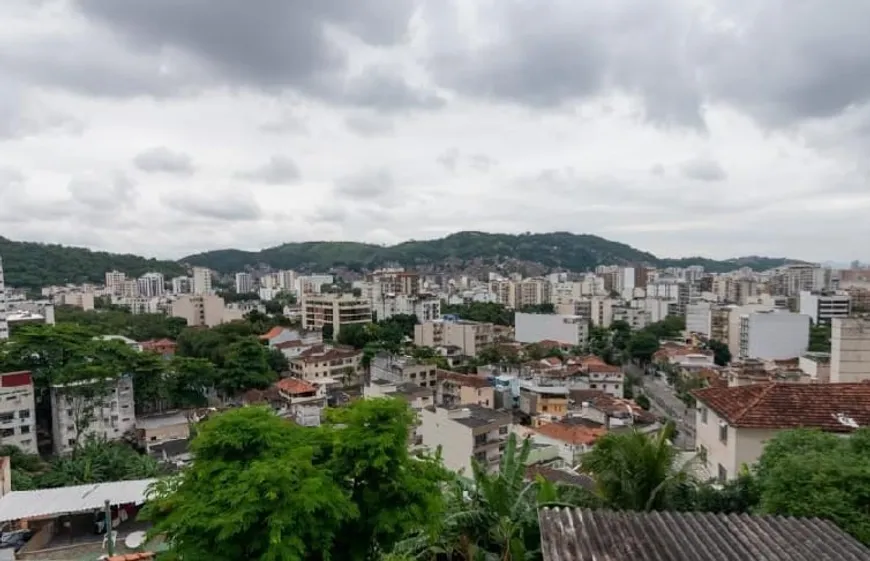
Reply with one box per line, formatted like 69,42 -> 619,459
274,378 -> 325,427
288,344 -> 363,385
370,354 -> 438,390
259,326 -> 322,351
519,382 -> 569,426
693,382 -> 870,481
538,507 -> 870,561
135,411 -> 191,451
140,338 -> 177,358
436,370 -> 494,408
0,371 -> 37,454
531,418 -> 607,466
578,356 -> 624,397
364,380 -> 435,446
419,404 -> 513,475
50,375 -> 136,455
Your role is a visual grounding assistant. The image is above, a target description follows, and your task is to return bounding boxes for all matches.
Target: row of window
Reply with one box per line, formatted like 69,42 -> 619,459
700,407 -> 729,444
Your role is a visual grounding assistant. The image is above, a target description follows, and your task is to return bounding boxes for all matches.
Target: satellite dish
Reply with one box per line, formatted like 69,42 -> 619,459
125,531 -> 147,550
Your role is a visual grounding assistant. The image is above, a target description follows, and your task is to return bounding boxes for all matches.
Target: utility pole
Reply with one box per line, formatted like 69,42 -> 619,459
104,500 -> 114,556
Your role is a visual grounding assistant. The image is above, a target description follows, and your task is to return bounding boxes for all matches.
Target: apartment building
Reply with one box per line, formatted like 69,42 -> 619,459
830,318 -> 870,383
515,313 -> 589,347
104,270 -> 126,295
0,371 -> 37,454
736,310 -> 810,360
50,375 -> 136,455
419,405 -> 513,474
235,272 -> 254,294
370,354 -> 438,389
436,370 -> 494,408
798,291 -> 851,326
685,302 -> 712,337
288,344 -> 363,384
693,382 -> 870,481
171,276 -> 191,294
519,382 -> 569,426
301,293 -> 372,336
371,294 -> 441,322
274,378 -> 325,427
171,294 -> 226,327
415,318 -> 495,357
191,267 -> 213,295
611,306 -> 650,330
55,291 -> 96,311
137,273 -> 166,298
368,269 -> 420,297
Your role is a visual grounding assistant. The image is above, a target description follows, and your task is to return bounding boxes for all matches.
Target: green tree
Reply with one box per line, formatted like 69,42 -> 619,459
144,407 -> 356,561
581,423 -> 696,511
165,356 -> 217,408
37,437 -> 162,488
634,393 -> 651,411
323,323 -> 334,341
707,339 -> 732,366
754,428 -> 870,544
627,331 -> 660,364
808,324 -> 832,353
55,307 -> 187,341
216,338 -> 277,397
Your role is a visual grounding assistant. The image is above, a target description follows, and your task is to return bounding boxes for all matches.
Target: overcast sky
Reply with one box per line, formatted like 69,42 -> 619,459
2,0 -> 869,262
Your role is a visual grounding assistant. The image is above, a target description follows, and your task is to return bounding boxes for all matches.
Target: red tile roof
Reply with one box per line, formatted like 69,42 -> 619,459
535,422 -> 607,445
259,326 -> 286,340
275,377 -> 318,395
293,344 -> 361,363
693,382 -> 870,431
108,553 -> 155,561
274,340 -> 304,350
436,369 -> 491,389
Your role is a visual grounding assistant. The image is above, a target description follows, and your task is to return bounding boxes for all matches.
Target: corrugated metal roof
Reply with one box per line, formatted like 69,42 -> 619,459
539,507 -> 870,561
0,479 -> 157,523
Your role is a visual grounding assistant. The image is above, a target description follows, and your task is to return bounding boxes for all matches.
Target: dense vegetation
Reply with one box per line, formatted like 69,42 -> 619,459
0,236 -> 185,288
142,403 -> 870,560
181,232 -> 797,274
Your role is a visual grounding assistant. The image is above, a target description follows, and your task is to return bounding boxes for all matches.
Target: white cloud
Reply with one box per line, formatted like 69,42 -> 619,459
0,0 -> 867,263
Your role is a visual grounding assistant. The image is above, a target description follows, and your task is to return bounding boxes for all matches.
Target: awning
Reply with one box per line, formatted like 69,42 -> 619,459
0,479 -> 157,523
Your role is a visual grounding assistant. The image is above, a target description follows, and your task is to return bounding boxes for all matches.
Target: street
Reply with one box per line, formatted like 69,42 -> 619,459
626,364 -> 696,450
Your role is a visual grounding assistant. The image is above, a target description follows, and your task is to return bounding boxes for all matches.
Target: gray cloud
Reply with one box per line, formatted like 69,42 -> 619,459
134,146 -> 195,175
436,148 -> 460,171
345,113 -> 394,137
318,67 -> 446,113
437,149 -> 496,172
237,155 -> 301,185
334,168 -> 396,200
68,172 -> 137,211
162,190 -> 262,221
680,158 -> 727,182
650,163 -> 665,176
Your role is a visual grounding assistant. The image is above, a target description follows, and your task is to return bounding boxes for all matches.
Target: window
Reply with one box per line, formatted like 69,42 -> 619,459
701,407 -> 708,423
499,426 -> 509,435
20,425 -> 30,434
18,410 -> 30,419
717,464 -> 727,482
5,396 -> 15,401
697,445 -> 707,463
718,421 -> 728,444
0,413 -> 13,423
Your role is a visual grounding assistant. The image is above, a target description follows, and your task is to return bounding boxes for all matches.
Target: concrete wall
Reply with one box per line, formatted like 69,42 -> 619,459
746,312 -> 810,360
831,318 -> 870,383
515,313 -> 587,346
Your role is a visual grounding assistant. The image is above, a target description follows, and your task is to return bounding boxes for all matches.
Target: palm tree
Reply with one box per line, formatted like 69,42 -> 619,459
396,434 -> 596,561
580,422 -> 697,511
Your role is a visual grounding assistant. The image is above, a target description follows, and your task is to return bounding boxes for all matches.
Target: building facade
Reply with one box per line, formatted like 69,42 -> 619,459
830,318 -> 870,383
419,405 -> 513,474
0,371 -> 37,454
798,291 -> 851,326
514,313 -> 589,346
414,319 -> 495,356
301,293 -> 372,336
50,375 -> 136,455
737,310 -> 810,360
171,294 -> 226,327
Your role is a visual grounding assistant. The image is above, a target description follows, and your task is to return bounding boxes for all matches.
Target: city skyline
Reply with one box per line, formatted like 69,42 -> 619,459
2,1 -> 869,261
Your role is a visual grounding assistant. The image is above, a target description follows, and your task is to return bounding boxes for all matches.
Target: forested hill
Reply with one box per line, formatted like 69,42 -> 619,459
0,231 -> 801,288
180,231 -> 800,274
0,237 -> 185,288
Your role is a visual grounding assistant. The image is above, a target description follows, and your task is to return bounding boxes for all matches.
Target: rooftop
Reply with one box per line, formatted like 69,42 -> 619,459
538,507 -> 870,561
0,479 -> 156,523
275,377 -> 318,395
437,369 -> 491,389
535,422 -> 607,446
526,466 -> 595,491
693,382 -> 870,431
431,404 -> 512,429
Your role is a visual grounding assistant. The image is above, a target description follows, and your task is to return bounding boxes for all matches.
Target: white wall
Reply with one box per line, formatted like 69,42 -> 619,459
685,303 -> 712,337
831,318 -> 870,383
514,313 -> 588,346
746,312 -> 810,360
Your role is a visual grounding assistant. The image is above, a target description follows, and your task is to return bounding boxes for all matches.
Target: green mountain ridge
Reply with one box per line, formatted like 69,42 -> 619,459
0,232 -> 802,288
180,231 -> 801,276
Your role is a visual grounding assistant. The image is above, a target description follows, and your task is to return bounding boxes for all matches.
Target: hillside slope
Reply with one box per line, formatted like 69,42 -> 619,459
0,237 -> 186,288
181,231 -> 800,274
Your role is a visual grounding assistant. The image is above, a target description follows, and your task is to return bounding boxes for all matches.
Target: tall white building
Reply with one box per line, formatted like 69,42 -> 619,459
514,313 -> 589,346
171,276 -> 191,294
738,310 -> 810,360
0,256 -> 8,341
105,270 -> 126,295
278,270 -> 297,292
798,291 -> 851,326
830,318 -> 870,383
137,272 -> 166,298
235,272 -> 254,294
192,267 -> 213,295
685,302 -> 713,337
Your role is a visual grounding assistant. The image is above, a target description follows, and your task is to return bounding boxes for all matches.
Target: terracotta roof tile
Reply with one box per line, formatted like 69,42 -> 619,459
535,421 -> 607,445
293,345 -> 361,363
436,369 -> 491,389
693,382 -> 870,431
259,326 -> 286,340
274,340 -> 304,350
275,377 -> 318,395
107,553 -> 155,561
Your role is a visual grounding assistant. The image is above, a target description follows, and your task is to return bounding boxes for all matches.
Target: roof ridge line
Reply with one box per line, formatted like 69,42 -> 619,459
731,382 -> 777,423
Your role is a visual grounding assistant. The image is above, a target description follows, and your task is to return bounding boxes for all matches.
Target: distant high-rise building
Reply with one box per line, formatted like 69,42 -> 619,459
137,272 -> 166,298
105,270 -> 126,295
235,272 -> 254,294
171,276 -> 191,294
192,267 -> 213,295
0,256 -> 8,341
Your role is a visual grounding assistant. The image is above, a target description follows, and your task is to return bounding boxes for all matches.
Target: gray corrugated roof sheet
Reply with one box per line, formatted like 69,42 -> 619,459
539,507 -> 870,561
0,479 -> 157,523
